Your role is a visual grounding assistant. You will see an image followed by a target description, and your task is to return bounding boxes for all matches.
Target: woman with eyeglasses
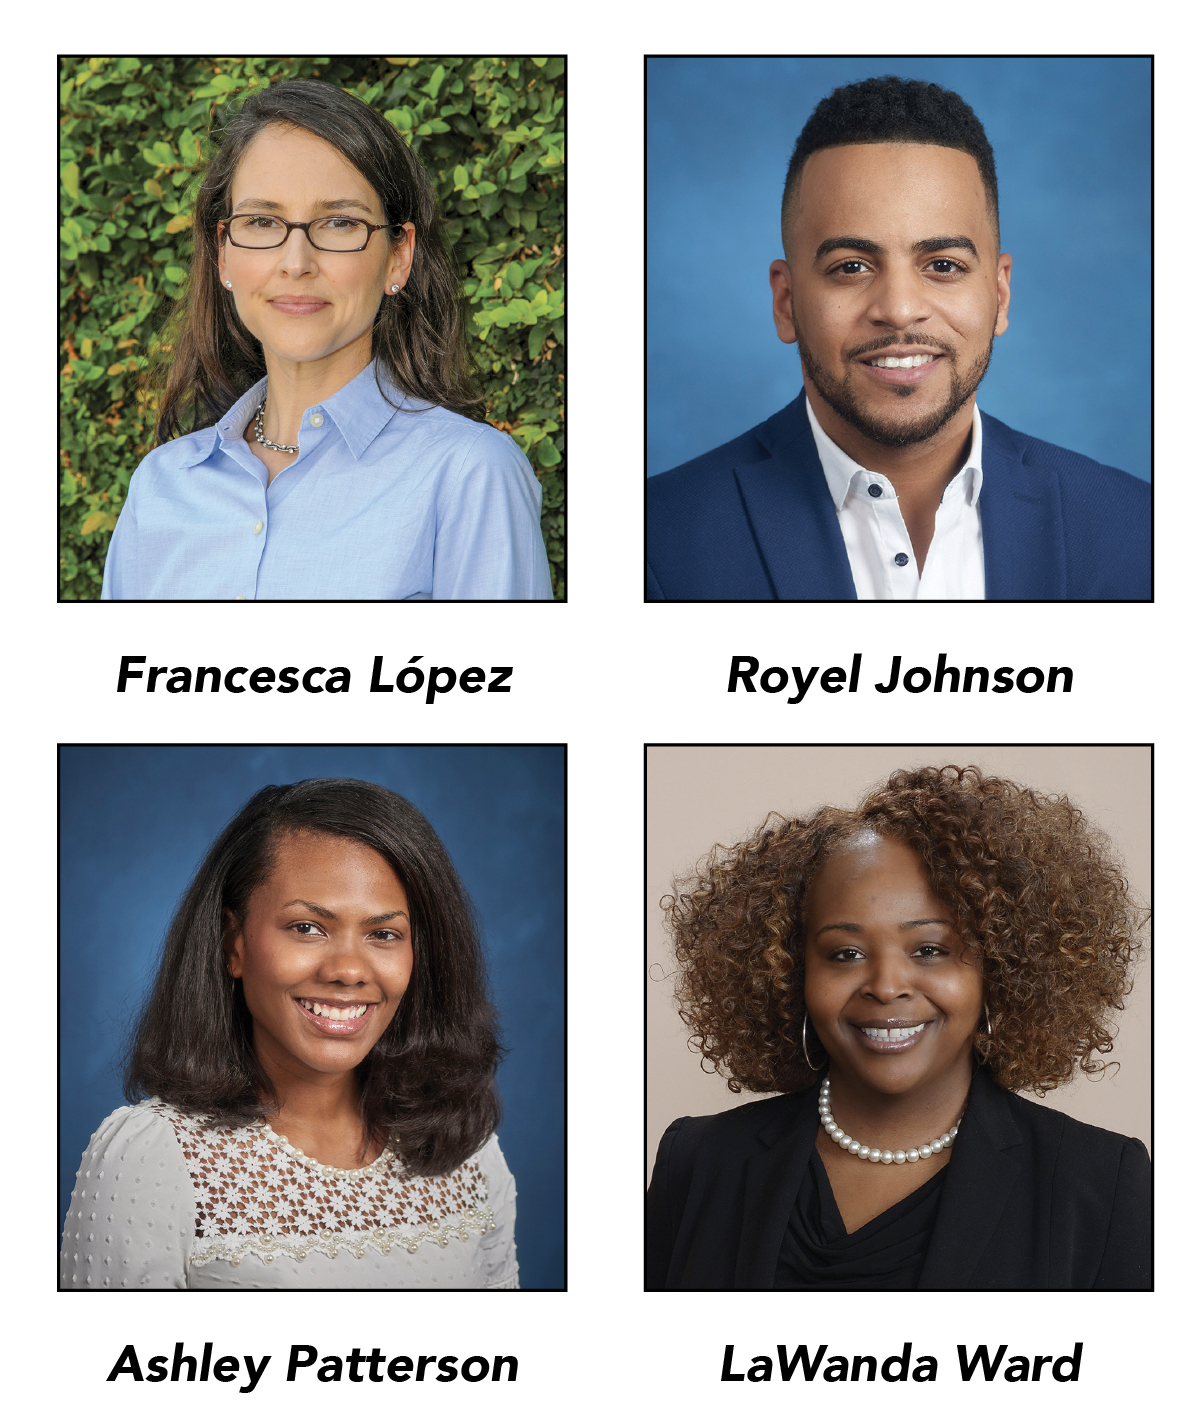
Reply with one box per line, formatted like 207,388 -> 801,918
101,79 -> 553,600
646,766 -> 1151,1291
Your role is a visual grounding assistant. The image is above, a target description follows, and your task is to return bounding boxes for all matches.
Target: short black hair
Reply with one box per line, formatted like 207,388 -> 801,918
782,75 -> 999,252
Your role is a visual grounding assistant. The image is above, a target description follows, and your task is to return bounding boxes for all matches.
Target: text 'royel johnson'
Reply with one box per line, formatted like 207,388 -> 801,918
728,654 -> 1073,703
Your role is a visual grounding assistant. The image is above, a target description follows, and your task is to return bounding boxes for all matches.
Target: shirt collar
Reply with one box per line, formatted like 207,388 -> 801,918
804,394 -> 984,510
183,359 -> 411,468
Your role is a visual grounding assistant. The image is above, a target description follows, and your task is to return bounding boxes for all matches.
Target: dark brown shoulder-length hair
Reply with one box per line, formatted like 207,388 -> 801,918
124,777 -> 502,1177
664,765 -> 1145,1098
154,78 -> 482,443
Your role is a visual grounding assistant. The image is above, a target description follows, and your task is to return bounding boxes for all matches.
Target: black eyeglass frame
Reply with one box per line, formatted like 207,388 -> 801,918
219,215 -> 406,253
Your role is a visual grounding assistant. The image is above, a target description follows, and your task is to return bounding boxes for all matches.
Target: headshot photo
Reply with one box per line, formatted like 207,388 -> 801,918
646,746 -> 1151,1290
59,745 -> 565,1289
59,57 -> 565,601
646,58 -> 1151,602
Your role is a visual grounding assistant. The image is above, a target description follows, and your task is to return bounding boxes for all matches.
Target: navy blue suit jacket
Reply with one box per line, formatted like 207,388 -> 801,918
646,395 -> 1151,600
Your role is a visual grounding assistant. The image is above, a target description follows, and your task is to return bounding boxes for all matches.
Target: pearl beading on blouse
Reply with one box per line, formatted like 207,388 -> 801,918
60,1100 -> 519,1289
258,1123 -> 396,1183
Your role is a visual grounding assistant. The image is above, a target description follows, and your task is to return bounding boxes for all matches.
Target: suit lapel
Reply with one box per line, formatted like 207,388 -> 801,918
733,1091 -> 819,1286
732,400 -> 856,600
979,415 -> 1068,599
919,1074 -> 1022,1288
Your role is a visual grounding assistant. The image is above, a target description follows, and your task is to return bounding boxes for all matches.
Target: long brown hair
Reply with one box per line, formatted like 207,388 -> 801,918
154,78 -> 482,443
124,778 -> 503,1177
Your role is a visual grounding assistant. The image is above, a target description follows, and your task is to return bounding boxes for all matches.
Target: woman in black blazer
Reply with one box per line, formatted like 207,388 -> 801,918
647,766 -> 1150,1290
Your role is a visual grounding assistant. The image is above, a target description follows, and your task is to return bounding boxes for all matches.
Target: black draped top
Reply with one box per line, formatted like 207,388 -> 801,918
646,1072 -> 1151,1289
773,1147 -> 947,1289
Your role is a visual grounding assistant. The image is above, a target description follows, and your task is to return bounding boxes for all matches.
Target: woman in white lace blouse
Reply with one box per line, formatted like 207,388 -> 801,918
61,778 -> 517,1289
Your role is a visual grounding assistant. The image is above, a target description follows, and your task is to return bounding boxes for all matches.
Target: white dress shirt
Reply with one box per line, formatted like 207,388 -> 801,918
805,397 -> 986,600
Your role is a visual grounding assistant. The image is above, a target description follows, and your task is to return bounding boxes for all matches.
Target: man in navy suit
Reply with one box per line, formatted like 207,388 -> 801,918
646,77 -> 1150,601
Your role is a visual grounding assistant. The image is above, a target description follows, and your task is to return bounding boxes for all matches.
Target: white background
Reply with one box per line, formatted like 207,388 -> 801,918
22,7 -> 1192,1425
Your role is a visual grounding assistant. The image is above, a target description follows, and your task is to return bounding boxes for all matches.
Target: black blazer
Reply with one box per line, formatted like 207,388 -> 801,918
646,1073 -> 1150,1290
646,395 -> 1151,601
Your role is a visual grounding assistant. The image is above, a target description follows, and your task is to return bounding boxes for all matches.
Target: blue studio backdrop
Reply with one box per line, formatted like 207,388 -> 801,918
647,57 -> 1151,483
59,745 -> 565,1289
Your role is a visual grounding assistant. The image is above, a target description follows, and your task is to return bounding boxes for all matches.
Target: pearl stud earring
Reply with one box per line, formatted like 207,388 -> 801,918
225,280 -> 233,288
390,284 -> 400,292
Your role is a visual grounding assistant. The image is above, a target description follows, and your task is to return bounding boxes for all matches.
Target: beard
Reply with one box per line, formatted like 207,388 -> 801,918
796,315 -> 995,450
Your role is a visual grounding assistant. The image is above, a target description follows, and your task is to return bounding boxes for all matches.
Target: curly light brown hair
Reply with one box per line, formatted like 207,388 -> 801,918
663,766 -> 1145,1097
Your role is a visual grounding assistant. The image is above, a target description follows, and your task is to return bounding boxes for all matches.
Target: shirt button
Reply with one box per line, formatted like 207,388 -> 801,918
254,520 -> 263,534
236,595 -> 247,601
309,413 -> 324,427
868,484 -> 883,498
894,552 -> 909,567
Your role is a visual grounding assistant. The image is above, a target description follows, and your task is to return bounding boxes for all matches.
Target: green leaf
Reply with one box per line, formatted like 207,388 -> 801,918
425,64 -> 446,99
61,162 -> 80,201
163,265 -> 187,284
452,164 -> 469,190
210,73 -> 236,92
534,437 -> 561,467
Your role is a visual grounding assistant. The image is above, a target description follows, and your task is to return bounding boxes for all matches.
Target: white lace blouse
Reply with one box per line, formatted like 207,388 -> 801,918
60,1099 -> 518,1289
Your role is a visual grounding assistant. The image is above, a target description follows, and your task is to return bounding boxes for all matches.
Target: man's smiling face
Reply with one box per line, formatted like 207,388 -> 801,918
770,142 -> 1011,449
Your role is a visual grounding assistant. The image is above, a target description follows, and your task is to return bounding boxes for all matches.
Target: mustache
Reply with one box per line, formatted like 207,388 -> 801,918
847,334 -> 957,361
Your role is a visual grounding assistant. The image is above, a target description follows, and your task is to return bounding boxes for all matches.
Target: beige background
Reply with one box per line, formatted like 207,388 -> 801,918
647,745 -> 1151,1176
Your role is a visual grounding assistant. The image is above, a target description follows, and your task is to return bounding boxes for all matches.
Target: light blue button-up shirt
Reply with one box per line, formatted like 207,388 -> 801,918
101,361 -> 553,600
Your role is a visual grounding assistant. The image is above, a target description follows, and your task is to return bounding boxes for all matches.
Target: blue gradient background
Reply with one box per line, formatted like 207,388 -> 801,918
59,745 -> 565,1290
647,57 -> 1151,483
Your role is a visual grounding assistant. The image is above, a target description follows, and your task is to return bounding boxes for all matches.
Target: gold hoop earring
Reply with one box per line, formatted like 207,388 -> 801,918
801,1012 -> 823,1071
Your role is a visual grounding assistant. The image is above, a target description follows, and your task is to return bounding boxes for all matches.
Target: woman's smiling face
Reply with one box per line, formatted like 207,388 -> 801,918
803,832 -> 983,1098
217,123 -> 414,370
225,830 -> 414,1083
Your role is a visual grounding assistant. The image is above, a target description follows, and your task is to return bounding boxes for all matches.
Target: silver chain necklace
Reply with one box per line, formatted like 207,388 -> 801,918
254,396 -> 299,454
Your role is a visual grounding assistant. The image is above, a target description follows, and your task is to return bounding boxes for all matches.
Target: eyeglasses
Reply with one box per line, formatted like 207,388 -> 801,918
220,214 -> 401,253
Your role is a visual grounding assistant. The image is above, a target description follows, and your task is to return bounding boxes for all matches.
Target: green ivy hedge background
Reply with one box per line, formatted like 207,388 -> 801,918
59,56 -> 565,599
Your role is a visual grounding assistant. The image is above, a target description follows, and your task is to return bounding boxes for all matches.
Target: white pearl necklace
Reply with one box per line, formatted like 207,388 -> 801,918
819,1077 -> 960,1165
260,1123 -> 394,1183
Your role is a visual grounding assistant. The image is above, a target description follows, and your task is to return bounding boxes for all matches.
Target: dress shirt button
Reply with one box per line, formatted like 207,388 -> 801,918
236,595 -> 247,601
309,413 -> 324,427
253,520 -> 263,534
894,552 -> 909,567
868,483 -> 883,498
